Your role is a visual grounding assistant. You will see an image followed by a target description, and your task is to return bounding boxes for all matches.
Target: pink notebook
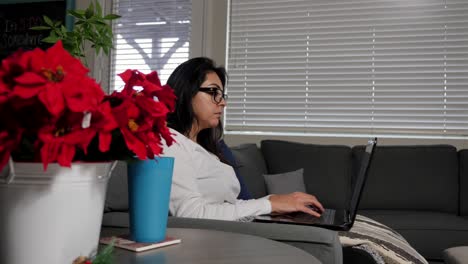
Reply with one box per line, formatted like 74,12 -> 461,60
100,234 -> 181,252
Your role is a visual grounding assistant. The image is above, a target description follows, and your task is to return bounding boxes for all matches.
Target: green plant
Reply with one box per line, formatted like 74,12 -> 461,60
31,0 -> 120,64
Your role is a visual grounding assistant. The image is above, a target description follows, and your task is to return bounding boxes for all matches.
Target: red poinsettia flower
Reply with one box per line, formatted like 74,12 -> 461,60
38,123 -> 96,170
62,77 -> 105,113
89,101 -> 119,153
118,69 -> 176,111
0,41 -> 176,171
144,71 -> 177,111
11,41 -> 90,117
0,49 -> 30,104
108,69 -> 176,160
109,95 -> 147,159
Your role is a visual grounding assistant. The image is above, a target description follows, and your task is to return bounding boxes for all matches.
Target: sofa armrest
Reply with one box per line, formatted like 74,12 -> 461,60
168,217 -> 342,264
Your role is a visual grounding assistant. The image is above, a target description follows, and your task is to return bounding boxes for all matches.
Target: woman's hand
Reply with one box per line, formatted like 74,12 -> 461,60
268,192 -> 324,217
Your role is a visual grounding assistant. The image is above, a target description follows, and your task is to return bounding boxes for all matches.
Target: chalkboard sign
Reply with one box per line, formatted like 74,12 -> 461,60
0,1 -> 66,60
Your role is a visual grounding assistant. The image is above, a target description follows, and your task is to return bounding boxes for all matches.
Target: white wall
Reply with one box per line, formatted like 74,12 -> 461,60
190,0 -> 227,65
77,0 -> 112,92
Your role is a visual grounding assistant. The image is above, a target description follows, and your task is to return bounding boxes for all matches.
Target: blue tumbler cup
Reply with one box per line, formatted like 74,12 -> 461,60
127,157 -> 174,242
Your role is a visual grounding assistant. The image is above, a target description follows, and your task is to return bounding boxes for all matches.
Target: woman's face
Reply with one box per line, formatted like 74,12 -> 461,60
192,71 -> 226,132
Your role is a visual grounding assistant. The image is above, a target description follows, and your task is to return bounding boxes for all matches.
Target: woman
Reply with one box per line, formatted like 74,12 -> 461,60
163,57 -> 324,220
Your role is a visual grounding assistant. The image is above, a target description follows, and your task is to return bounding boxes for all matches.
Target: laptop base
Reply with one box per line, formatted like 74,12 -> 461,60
254,209 -> 352,231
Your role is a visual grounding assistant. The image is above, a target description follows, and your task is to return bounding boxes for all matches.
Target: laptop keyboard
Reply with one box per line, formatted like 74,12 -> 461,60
282,209 -> 336,224
320,209 -> 336,224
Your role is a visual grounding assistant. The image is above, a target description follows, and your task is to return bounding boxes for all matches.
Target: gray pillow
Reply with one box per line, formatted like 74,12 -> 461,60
263,168 -> 306,194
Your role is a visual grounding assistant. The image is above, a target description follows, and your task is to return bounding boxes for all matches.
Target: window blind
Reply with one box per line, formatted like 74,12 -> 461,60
110,0 -> 191,91
226,0 -> 468,137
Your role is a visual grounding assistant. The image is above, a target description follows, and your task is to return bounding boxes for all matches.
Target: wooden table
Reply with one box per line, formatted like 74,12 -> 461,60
101,227 -> 321,264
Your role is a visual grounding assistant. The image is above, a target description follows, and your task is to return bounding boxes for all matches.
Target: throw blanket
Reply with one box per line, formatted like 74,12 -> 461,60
339,215 -> 428,264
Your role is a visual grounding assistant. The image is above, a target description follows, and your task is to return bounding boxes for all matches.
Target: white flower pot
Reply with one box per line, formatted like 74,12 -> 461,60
0,161 -> 116,264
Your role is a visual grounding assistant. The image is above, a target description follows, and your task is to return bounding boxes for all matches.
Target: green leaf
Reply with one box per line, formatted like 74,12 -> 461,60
30,26 -> 50,30
60,25 -> 68,34
43,16 -> 54,26
103,45 -> 110,56
95,0 -> 103,17
92,240 -> 114,264
103,14 -> 121,20
67,10 -> 85,19
74,9 -> 86,16
92,20 -> 107,26
85,2 -> 94,18
41,36 -> 60,43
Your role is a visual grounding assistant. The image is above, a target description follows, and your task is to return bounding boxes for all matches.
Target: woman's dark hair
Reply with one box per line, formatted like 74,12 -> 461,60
167,57 -> 227,158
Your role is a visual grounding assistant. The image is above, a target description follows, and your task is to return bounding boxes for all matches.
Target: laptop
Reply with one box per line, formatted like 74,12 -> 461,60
254,137 -> 377,231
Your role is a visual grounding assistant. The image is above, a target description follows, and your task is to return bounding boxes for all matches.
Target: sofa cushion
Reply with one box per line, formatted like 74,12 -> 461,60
458,150 -> 468,216
360,210 -> 468,260
443,246 -> 468,264
353,145 -> 459,213
102,211 -> 129,227
263,168 -> 306,194
230,143 -> 269,198
105,161 -> 129,211
261,140 -> 352,209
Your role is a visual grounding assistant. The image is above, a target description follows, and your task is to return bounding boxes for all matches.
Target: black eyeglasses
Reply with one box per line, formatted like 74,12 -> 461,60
199,87 -> 228,104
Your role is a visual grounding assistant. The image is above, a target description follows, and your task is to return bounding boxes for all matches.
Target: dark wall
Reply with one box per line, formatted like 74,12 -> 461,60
0,0 -> 67,60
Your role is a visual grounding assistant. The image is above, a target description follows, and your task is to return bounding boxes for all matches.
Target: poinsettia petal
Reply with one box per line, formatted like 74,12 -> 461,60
121,128 -> 147,159
146,132 -> 163,157
135,96 -> 168,118
0,83 -> 10,103
14,72 -> 46,85
63,77 -> 104,112
145,71 -> 162,87
163,128 -> 175,146
117,69 -> 134,84
0,131 -> 13,170
57,144 -> 75,168
27,47 -> 47,72
40,141 -> 60,171
93,101 -> 119,131
38,84 -> 65,116
45,41 -> 89,77
63,129 -> 96,153
12,84 -> 44,99
141,81 -> 161,96
155,85 -> 177,111
118,70 -> 146,95
99,132 -> 112,152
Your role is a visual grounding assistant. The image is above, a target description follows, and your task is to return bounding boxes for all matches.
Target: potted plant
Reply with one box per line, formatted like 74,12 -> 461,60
0,2 -> 176,264
31,0 -> 120,65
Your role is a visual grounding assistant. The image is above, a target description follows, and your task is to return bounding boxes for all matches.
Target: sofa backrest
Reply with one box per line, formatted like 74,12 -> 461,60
230,143 -> 269,198
261,140 -> 352,209
352,145 -> 459,213
458,150 -> 468,216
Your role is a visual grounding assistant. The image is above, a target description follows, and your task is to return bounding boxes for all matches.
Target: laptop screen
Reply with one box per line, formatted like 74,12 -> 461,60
348,138 -> 377,221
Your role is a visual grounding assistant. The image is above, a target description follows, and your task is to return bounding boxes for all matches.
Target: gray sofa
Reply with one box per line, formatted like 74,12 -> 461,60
231,140 -> 468,263
102,140 -> 468,263
102,160 -> 343,264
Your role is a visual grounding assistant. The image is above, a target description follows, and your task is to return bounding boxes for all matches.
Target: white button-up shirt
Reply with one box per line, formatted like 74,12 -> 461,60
163,129 -> 271,220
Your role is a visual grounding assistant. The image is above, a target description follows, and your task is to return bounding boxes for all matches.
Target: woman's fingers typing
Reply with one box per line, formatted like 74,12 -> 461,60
268,192 -> 324,217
